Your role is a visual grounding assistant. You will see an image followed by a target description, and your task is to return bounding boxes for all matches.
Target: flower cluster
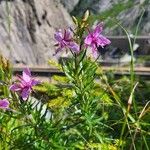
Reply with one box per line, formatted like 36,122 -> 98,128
0,68 -> 39,110
10,68 -> 39,101
54,29 -> 79,55
54,23 -> 111,57
84,23 -> 111,57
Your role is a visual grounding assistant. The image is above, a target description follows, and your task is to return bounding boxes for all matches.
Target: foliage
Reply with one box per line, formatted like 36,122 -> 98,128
0,11 -> 150,150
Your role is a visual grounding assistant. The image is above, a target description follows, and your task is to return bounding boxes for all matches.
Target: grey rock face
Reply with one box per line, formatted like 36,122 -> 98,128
60,0 -> 79,12
71,0 -> 121,15
0,0 -> 73,65
71,0 -> 150,35
115,3 -> 150,35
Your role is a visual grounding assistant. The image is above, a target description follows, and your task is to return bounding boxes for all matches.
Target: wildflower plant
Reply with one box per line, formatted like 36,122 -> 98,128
0,11 -> 149,150
52,10 -> 114,148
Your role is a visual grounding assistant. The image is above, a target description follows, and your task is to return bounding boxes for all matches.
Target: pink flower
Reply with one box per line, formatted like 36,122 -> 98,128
0,99 -> 9,110
10,68 -> 39,101
84,23 -> 111,57
54,29 -> 79,54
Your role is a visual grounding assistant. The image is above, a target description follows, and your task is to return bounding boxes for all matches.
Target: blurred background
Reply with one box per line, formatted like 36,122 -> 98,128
0,0 -> 149,66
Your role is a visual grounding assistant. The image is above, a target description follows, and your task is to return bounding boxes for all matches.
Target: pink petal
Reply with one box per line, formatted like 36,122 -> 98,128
60,40 -> 67,48
31,79 -> 40,86
97,35 -> 111,47
69,42 -> 80,52
92,48 -> 98,58
0,99 -> 9,109
84,35 -> 93,45
21,87 -> 31,101
94,22 -> 103,37
10,84 -> 21,91
23,68 -> 31,82
54,29 -> 63,42
90,44 -> 98,58
64,29 -> 71,40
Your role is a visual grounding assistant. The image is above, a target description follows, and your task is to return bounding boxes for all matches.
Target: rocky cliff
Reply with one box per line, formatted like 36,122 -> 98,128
0,0 -> 73,65
63,0 -> 150,35
0,0 -> 149,65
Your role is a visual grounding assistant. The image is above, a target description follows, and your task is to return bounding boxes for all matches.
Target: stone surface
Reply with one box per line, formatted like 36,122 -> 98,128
71,0 -> 122,15
71,0 -> 150,35
0,0 -> 73,65
60,0 -> 79,12
0,0 -> 149,65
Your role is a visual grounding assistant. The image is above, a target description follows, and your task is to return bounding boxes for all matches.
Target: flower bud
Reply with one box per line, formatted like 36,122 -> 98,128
82,10 -> 90,22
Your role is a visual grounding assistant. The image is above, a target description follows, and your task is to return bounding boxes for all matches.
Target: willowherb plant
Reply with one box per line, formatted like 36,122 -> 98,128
0,10 -> 149,150
52,10 -> 115,149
